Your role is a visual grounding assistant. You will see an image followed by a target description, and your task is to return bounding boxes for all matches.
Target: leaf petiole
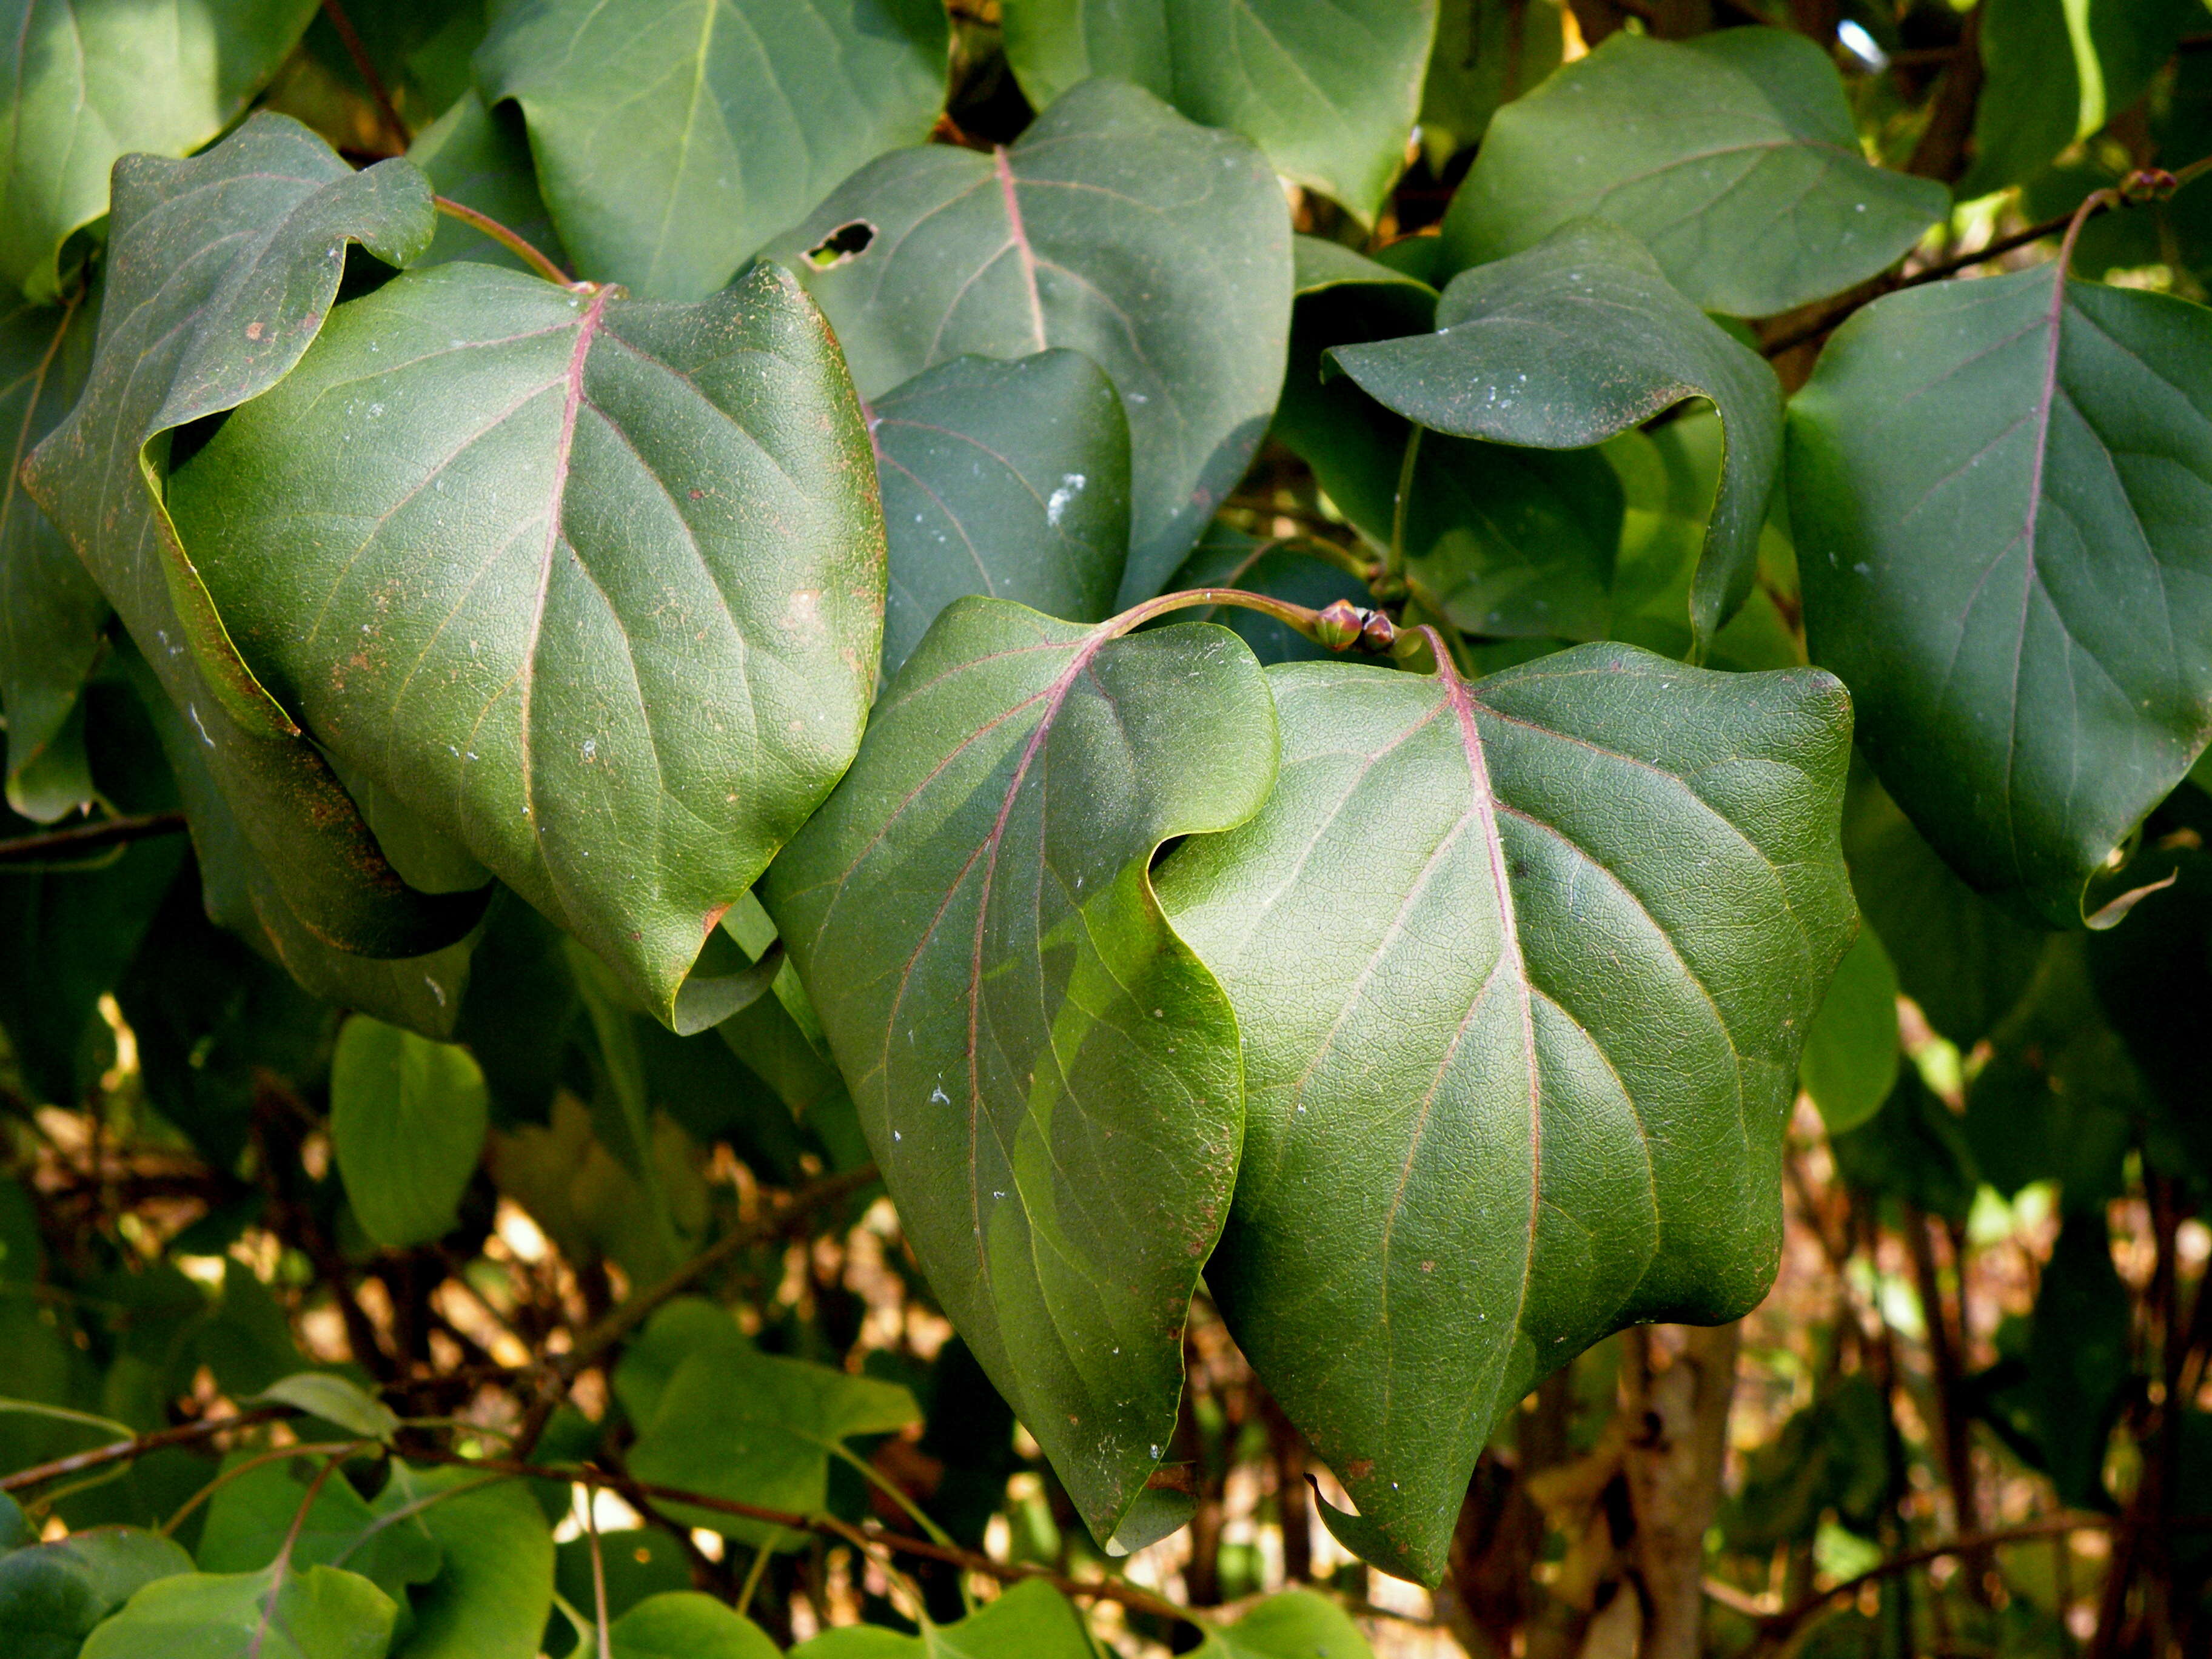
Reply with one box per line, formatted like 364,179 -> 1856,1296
431,196 -> 571,285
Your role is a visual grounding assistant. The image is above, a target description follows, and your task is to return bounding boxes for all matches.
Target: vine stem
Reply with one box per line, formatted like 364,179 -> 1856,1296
432,197 -> 572,286
0,809 -> 187,863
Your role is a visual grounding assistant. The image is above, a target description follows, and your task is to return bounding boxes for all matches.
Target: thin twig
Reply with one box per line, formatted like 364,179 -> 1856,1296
320,0 -> 409,153
432,197 -> 571,285
1757,1516 -> 2117,1636
0,809 -> 189,863
0,1406 -> 287,1493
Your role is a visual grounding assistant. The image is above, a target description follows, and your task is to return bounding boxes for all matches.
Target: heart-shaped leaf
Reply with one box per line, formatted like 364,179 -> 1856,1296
1156,642 -> 1855,1583
0,0 -> 319,302
1791,266 -> 2212,927
330,1017 -> 491,1249
195,1449 -> 440,1606
78,1562 -> 397,1659
0,287 -> 103,820
22,113 -> 485,962
766,78 -> 1293,605
1439,27 -> 1946,316
873,350 -> 1130,676
477,0 -> 949,301
166,256 -> 885,1021
999,0 -> 1435,223
763,597 -> 1279,1550
1332,218 -> 1783,658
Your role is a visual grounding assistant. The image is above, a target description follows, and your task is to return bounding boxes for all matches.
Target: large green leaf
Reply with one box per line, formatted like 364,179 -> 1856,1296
1332,219 -> 1781,656
330,1016 -> 491,1249
997,0 -> 1436,223
1275,236 -> 1620,643
763,597 -> 1279,1550
1964,0 -> 2200,196
384,1466 -> 553,1659
477,0 -> 948,301
623,1300 -> 919,1550
1438,27 -> 1946,317
1156,643 -> 1855,1583
1195,1588 -> 1377,1659
0,0 -> 320,301
166,256 -> 883,1022
766,78 -> 1292,605
610,1592 -> 780,1659
196,1452 -> 443,1609
1791,266 -> 2212,928
0,1527 -> 192,1659
0,286 -> 102,821
21,113 -> 486,962
873,350 -> 1130,676
787,1578 -> 1093,1657
78,1562 -> 397,1659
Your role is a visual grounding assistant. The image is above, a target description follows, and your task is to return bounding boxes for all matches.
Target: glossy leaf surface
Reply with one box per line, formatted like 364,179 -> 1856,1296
168,258 -> 884,1021
1439,27 -> 1946,316
21,114 -> 484,962
764,598 -> 1278,1549
1157,645 -> 1855,1583
873,350 -> 1129,675
0,1527 -> 192,1659
767,79 -> 1292,605
78,1561 -> 397,1659
1791,267 -> 2212,927
999,0 -> 1436,221
1333,220 -> 1781,655
610,1592 -> 780,1659
0,0 -> 318,301
477,0 -> 948,300
330,1016 -> 491,1249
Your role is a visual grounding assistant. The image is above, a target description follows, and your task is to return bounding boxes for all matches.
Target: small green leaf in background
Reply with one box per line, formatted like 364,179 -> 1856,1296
1419,0 -> 1564,156
0,286 -> 104,822
384,1465 -> 554,1659
408,90 -> 570,275
79,1561 -> 397,1659
167,256 -> 884,1022
0,1526 -> 192,1659
195,1450 -> 440,1607
623,1299 -> 919,1550
1798,925 -> 1900,1134
330,1016 -> 491,1250
788,1577 -> 1093,1657
999,0 -> 1436,223
477,0 -> 950,301
1158,644 -> 1855,1584
253,1374 -> 403,1446
1439,27 -> 1947,316
0,0 -> 319,301
1829,1068 -> 1980,1224
1195,1587 -> 1377,1658
609,1590 -> 780,1659
873,350 -> 1130,676
2026,1211 -> 2134,1509
1963,0 -> 2200,196
765,598 -> 1278,1553
769,78 -> 1293,605
1332,218 -> 1782,656
1791,264 -> 2212,928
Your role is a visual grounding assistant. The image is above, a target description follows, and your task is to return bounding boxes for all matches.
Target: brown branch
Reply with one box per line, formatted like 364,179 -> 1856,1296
0,809 -> 188,862
1,1406 -> 288,1493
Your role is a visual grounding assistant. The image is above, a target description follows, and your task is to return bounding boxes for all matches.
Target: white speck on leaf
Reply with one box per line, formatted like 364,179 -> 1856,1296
1046,472 -> 1086,526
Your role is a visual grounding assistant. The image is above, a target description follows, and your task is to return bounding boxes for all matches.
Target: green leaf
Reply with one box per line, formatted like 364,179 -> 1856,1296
1419,0 -> 1564,155
477,0 -> 950,301
0,1527 -> 193,1659
1332,218 -> 1782,657
623,1301 -> 919,1550
874,350 -> 1130,677
1798,925 -> 1899,1134
551,1529 -> 690,1627
196,1451 -> 441,1608
766,78 -> 1293,605
1791,266 -> 2212,928
166,256 -> 883,1023
21,113 -> 486,964
764,597 -> 1279,1550
1156,643 -> 1855,1583
1438,27 -> 1946,316
386,1466 -> 553,1659
1194,1588 -> 1376,1659
329,1015 -> 491,1249
1828,1068 -> 1978,1222
0,286 -> 102,821
609,1590 -> 780,1659
78,1561 -> 397,1659
409,89 -> 570,276
2026,1210 -> 2133,1507
1964,0 -> 2200,196
254,1375 -> 403,1446
2088,845 -> 2212,1161
788,1578 -> 1093,1657
0,0 -> 320,301
998,0 -> 1435,223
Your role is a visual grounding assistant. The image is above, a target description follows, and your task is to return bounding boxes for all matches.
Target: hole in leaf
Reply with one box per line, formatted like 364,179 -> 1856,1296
805,220 -> 876,269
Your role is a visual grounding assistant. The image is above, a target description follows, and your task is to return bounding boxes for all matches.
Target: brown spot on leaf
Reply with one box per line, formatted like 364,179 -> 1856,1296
1345,1458 -> 1375,1483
